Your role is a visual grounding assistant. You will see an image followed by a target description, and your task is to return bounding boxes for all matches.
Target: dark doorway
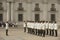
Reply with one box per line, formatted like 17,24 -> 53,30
0,14 -> 3,27
51,14 -> 55,22
18,14 -> 23,21
35,14 -> 40,22
0,14 -> 3,21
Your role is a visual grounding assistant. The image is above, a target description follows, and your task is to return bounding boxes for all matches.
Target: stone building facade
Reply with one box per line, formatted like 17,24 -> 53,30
0,0 -> 60,26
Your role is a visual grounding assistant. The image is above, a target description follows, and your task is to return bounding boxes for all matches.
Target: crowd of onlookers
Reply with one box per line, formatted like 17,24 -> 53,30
0,22 -> 18,27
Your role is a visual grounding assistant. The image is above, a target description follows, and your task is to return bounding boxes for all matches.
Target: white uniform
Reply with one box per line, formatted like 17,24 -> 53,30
27,22 -> 31,28
50,23 -> 54,30
40,23 -> 43,30
30,22 -> 34,29
23,23 -> 26,27
36,23 -> 40,30
45,23 -> 49,29
27,22 -> 33,28
6,23 -> 9,29
42,23 -> 46,30
54,23 -> 58,30
34,23 -> 37,29
39,23 -> 41,30
49,23 -> 51,29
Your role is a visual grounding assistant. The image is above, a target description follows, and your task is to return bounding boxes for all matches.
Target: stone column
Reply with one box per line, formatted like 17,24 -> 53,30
11,2 -> 14,22
7,2 -> 9,21
9,2 -> 11,22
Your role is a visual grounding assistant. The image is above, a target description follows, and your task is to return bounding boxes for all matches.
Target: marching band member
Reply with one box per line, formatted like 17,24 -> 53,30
54,21 -> 58,37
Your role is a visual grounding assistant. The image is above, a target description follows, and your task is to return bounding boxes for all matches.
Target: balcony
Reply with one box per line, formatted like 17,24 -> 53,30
0,7 -> 4,13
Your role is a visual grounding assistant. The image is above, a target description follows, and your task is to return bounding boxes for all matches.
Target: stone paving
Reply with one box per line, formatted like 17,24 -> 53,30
0,27 -> 60,40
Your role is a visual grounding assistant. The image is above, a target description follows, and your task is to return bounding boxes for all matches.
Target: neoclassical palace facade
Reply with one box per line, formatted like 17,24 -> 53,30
0,0 -> 60,26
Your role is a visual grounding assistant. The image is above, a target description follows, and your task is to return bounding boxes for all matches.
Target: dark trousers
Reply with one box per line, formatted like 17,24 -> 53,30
30,28 -> 32,34
38,29 -> 42,36
43,30 -> 45,37
28,28 -> 30,33
46,29 -> 48,35
38,30 -> 40,35
28,28 -> 29,33
34,29 -> 37,35
51,29 -> 54,36
6,29 -> 8,36
24,27 -> 26,32
31,29 -> 34,34
30,28 -> 31,34
54,30 -> 57,37
28,28 -> 31,33
33,29 -> 35,34
49,29 -> 51,36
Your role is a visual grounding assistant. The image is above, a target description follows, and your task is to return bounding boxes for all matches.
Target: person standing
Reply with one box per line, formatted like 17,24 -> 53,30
37,22 -> 39,35
34,22 -> 38,35
27,21 -> 30,33
45,21 -> 49,35
49,21 -> 51,36
38,21 -> 42,36
23,21 -> 27,32
51,22 -> 54,36
42,21 -> 46,37
54,21 -> 58,37
5,22 -> 9,36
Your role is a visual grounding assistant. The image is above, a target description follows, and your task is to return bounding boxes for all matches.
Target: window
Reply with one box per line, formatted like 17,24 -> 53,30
0,3 -> 3,10
50,4 -> 56,11
35,14 -> 40,22
51,14 -> 55,22
57,0 -> 60,4
18,14 -> 23,21
0,14 -> 3,21
18,3 -> 24,11
34,3 -> 40,11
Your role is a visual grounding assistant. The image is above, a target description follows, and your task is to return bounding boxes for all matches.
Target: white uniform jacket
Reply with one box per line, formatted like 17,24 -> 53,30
41,23 -> 46,30
49,23 -> 51,29
50,23 -> 54,30
6,23 -> 9,29
54,23 -> 58,30
45,23 -> 49,29
36,23 -> 40,29
34,23 -> 37,29
27,22 -> 31,28
23,23 -> 26,27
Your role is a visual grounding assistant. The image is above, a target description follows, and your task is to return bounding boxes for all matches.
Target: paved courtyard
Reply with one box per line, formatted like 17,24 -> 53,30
0,27 -> 60,40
